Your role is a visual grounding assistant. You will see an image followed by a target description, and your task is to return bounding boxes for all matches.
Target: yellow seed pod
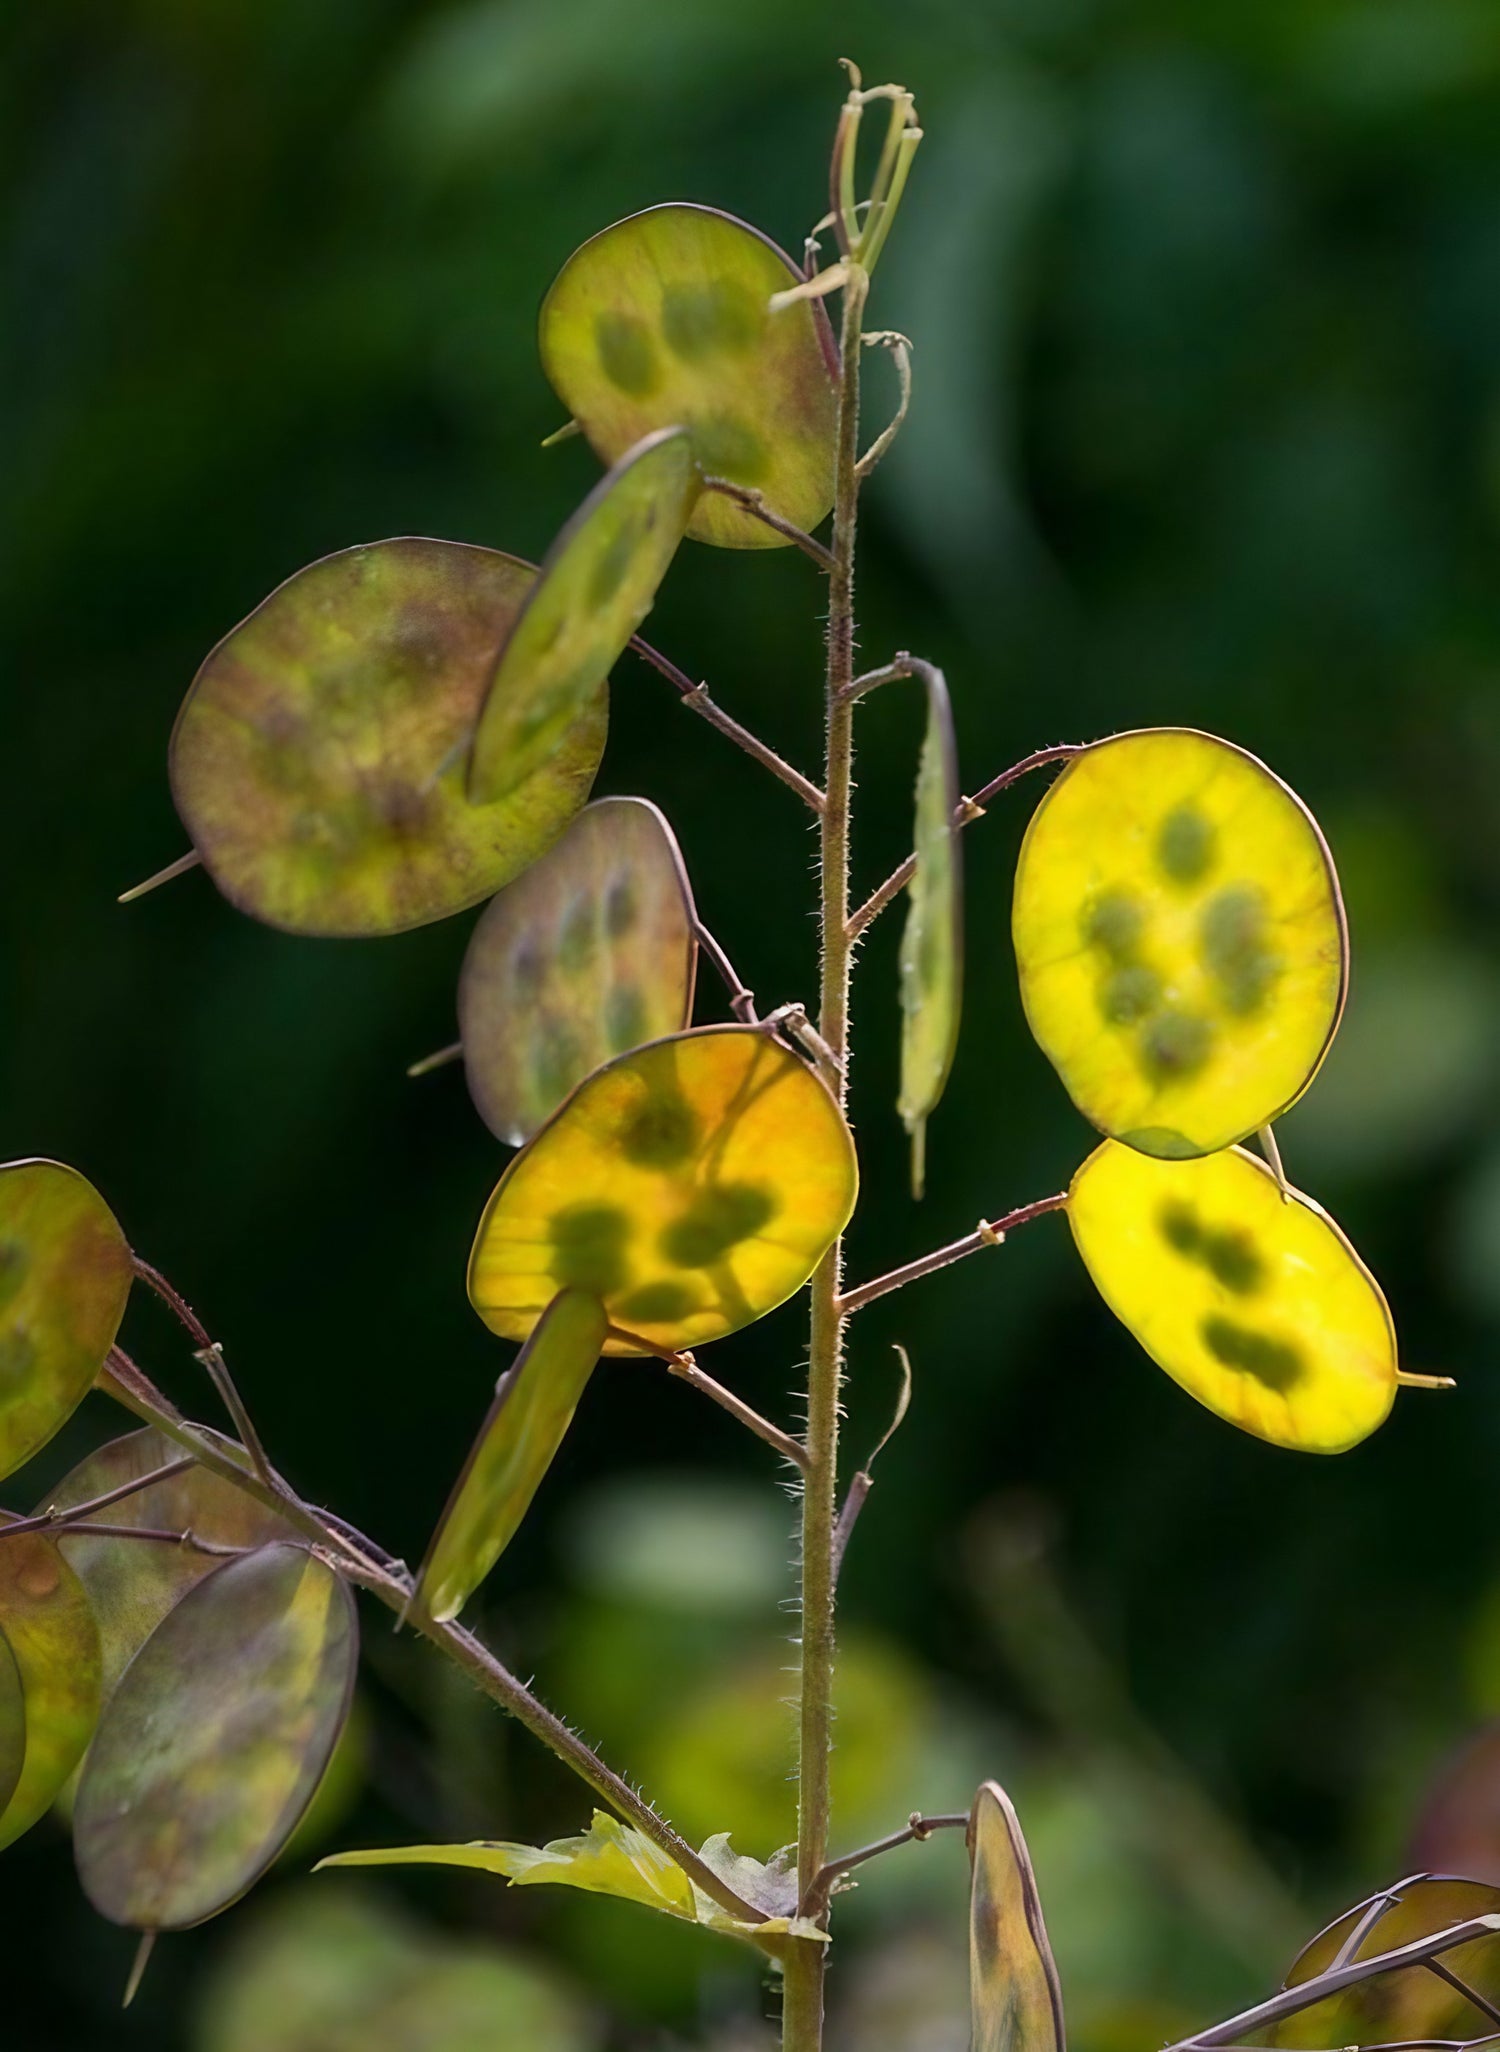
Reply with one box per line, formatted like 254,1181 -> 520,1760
1013,729 -> 1346,1158
1068,1140 -> 1397,1452
539,204 -> 839,549
467,1026 -> 857,1357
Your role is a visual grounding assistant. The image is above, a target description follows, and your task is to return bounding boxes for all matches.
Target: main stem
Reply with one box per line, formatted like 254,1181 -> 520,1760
784,263 -> 867,2052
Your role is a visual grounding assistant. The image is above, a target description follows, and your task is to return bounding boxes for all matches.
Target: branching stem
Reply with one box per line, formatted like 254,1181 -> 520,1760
846,742 -> 1086,939
700,477 -> 837,570
629,637 -> 825,813
0,1455 -> 196,1538
837,1193 -> 1069,1318
665,1354 -> 808,1472
801,1810 -> 967,1918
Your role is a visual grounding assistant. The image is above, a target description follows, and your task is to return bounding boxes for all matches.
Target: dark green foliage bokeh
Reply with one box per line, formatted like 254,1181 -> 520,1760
8,2 -> 1500,2046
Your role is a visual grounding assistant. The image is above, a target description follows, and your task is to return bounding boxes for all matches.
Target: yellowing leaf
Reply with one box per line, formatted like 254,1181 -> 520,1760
468,1026 -> 857,1357
416,1289 -> 608,1623
540,205 -> 839,549
74,1542 -> 357,1931
969,1781 -> 1066,2052
469,431 -> 696,803
0,1531 -> 101,1850
1269,1876 -> 1500,2049
458,796 -> 698,1146
1068,1140 -> 1397,1452
1013,729 -> 1346,1157
170,539 -> 606,936
897,670 -> 962,1196
318,1811 -> 821,1957
0,1159 -> 132,1482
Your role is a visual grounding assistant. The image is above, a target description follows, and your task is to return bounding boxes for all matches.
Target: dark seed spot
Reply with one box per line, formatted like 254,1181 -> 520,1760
1202,1226 -> 1264,1294
1201,1314 -> 1303,1392
512,942 -> 546,997
0,1241 -> 29,1314
1157,805 -> 1217,884
617,1280 -> 697,1324
660,1183 -> 777,1268
660,280 -> 762,360
604,983 -> 647,1050
595,311 -> 660,395
0,1326 -> 37,1395
1100,963 -> 1161,1025
532,1021 -> 586,1110
618,1091 -> 699,1168
604,873 -> 638,939
549,1203 -> 631,1297
558,895 -> 597,973
1140,1008 -> 1213,1082
692,416 -> 768,484
1201,884 -> 1280,1017
585,524 -> 637,612
1159,1200 -> 1202,1258
1083,888 -> 1145,962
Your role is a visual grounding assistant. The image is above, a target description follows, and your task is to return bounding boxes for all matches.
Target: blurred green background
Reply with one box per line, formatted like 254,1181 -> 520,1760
8,0 -> 1500,2045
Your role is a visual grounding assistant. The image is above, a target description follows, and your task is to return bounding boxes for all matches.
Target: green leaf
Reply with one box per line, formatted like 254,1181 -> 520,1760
0,1530 -> 102,1850
468,431 -> 696,804
539,204 -> 839,549
0,1158 -> 133,1482
318,1810 -> 824,1957
968,1780 -> 1066,2052
74,1541 -> 357,1931
416,1288 -> 608,1623
47,1426 -> 294,1699
170,538 -> 606,936
457,796 -> 699,1146
896,670 -> 963,1197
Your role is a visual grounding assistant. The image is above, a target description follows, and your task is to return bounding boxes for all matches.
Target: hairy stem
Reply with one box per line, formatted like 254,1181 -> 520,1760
93,1345 -> 765,1928
784,261 -> 869,2052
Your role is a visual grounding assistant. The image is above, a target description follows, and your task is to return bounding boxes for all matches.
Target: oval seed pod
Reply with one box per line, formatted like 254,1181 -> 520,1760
458,796 -> 699,1146
74,1542 -> 357,1931
0,1159 -> 132,1483
0,1629 -> 24,1822
1068,1141 -> 1397,1452
539,204 -> 839,549
416,1289 -> 609,1623
469,431 -> 697,804
468,1025 -> 858,1357
896,668 -> 962,1198
48,1426 -> 294,1699
0,1530 -> 101,1850
1268,1876 -> 1500,2049
170,538 -> 606,937
1013,729 -> 1346,1159
968,1781 -> 1066,2052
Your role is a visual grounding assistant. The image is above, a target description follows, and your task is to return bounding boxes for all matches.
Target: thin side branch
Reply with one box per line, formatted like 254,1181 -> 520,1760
665,1353 -> 808,1472
133,1253 -> 283,1495
694,920 -> 758,1024
801,1810 -> 966,1919
1,1456 -> 197,1538
118,849 -> 201,904
699,477 -> 837,571
832,1344 -> 912,1578
92,1344 -> 768,1929
836,1194 -> 1069,1318
847,742 -> 1086,939
629,637 -> 825,814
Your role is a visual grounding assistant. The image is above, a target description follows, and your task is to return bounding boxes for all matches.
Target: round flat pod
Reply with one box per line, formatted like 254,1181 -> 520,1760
0,1629 -> 24,1823
74,1541 -> 357,1932
48,1426 -> 294,1699
468,1025 -> 857,1357
539,204 -> 840,549
458,796 -> 699,1146
469,431 -> 697,804
171,539 -> 607,937
1013,729 -> 1346,1159
0,1530 -> 101,1850
1068,1141 -> 1396,1452
0,1159 -> 133,1483
1268,1876 -> 1500,2049
968,1782 -> 1065,2052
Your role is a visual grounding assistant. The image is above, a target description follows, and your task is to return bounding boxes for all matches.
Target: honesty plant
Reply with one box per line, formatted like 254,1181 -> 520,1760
1,68 -> 1477,2052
